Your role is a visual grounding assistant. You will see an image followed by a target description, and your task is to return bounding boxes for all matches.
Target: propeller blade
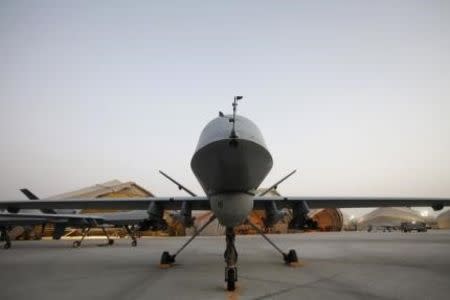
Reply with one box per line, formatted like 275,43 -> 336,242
159,170 -> 197,197
258,169 -> 297,197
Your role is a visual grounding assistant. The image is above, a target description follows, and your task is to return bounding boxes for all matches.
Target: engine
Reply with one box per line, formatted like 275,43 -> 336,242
262,201 -> 286,228
138,218 -> 168,231
52,223 -> 67,239
288,201 -> 318,230
170,201 -> 195,228
141,201 -> 168,231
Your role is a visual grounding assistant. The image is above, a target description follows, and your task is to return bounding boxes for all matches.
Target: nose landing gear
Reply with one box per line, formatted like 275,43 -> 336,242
224,227 -> 238,291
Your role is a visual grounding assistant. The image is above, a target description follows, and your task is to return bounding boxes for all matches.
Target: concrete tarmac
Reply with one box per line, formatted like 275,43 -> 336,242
1,231 -> 450,300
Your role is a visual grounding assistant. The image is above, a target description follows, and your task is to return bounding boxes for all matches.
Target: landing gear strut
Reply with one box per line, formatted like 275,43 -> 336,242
98,226 -> 114,247
1,228 -> 11,250
73,226 -> 91,248
224,227 -> 238,291
160,215 -> 216,265
124,225 -> 138,247
247,220 -> 299,264
73,226 -> 114,248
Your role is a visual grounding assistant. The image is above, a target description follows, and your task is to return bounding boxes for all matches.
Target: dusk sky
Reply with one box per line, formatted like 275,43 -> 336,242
1,1 -> 449,217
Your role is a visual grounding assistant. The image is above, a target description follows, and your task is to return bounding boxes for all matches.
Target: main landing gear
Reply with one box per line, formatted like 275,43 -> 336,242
73,227 -> 90,248
160,216 -> 298,292
72,226 -> 114,248
124,225 -> 138,247
160,215 -> 216,265
247,220 -> 299,265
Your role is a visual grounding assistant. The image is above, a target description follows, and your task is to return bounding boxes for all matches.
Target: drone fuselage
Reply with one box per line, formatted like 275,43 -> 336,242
191,115 -> 273,226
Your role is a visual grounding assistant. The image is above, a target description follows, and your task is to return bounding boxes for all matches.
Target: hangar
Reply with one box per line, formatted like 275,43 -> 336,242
357,207 -> 430,230
50,179 -> 155,211
437,210 -> 450,229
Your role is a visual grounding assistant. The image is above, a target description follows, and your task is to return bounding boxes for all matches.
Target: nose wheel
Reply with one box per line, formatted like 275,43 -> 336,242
225,266 -> 237,291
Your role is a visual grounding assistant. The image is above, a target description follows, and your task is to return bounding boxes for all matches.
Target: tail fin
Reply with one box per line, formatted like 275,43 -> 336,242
20,188 -> 57,214
20,188 -> 39,200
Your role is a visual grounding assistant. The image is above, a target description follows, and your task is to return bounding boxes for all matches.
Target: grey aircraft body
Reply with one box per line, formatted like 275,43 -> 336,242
1,97 -> 449,291
0,189 -> 162,249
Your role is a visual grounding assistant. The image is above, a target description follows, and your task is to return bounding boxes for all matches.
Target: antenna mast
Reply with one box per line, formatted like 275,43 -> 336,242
230,96 -> 243,138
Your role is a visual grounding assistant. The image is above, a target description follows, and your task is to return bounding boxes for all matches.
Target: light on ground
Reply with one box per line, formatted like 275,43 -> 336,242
420,211 -> 429,217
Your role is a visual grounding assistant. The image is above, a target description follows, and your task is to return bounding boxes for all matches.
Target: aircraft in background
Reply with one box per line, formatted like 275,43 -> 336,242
1,97 -> 449,291
0,189 -> 167,249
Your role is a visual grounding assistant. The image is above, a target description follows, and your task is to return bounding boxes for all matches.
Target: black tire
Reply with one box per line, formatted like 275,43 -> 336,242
4,242 -> 11,249
108,239 -> 114,245
160,251 -> 175,265
73,241 -> 81,248
227,279 -> 235,291
287,249 -> 298,263
131,240 -> 137,247
226,268 -> 236,291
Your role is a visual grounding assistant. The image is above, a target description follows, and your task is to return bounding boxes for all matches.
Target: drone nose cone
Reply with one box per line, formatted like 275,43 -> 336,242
210,193 -> 254,227
194,115 -> 268,152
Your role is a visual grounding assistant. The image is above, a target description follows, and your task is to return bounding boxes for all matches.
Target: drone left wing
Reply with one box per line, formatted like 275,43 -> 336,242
0,197 -> 210,211
0,212 -> 105,223
0,216 -> 48,226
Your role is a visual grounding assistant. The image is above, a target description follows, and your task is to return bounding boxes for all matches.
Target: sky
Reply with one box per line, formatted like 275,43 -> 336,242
1,1 -> 449,218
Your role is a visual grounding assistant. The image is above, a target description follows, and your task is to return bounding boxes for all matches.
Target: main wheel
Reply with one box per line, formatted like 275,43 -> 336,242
285,249 -> 298,264
73,241 -> 81,248
108,239 -> 114,245
160,251 -> 175,265
131,240 -> 137,247
3,242 -> 11,249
